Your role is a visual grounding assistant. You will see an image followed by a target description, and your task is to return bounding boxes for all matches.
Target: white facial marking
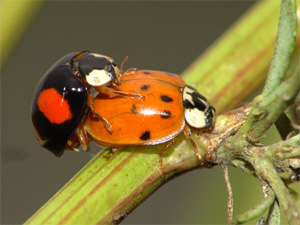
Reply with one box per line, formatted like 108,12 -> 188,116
185,109 -> 206,128
86,69 -> 111,86
183,85 -> 209,128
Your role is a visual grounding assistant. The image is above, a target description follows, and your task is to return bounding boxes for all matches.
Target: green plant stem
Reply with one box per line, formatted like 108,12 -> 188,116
262,0 -> 297,98
271,134 -> 300,160
234,192 -> 275,224
266,200 -> 281,225
235,0 -> 299,143
25,1 -> 300,225
248,66 -> 299,141
216,0 -> 300,224
25,105 -> 250,225
254,159 -> 299,224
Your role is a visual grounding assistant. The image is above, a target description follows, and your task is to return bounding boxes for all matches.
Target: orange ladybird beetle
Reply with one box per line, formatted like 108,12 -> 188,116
83,69 -> 216,169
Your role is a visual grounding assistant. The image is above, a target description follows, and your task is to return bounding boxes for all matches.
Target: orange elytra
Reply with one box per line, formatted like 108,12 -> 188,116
83,69 -> 216,172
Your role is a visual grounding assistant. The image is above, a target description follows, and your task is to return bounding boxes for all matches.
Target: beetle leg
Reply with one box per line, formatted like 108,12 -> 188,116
66,135 -> 80,152
183,124 -> 204,166
108,89 -> 144,99
90,104 -> 113,134
111,81 -> 120,90
158,139 -> 175,177
97,86 -> 144,99
111,56 -> 129,88
77,122 -> 90,152
88,92 -> 113,134
124,68 -> 138,75
65,122 -> 90,152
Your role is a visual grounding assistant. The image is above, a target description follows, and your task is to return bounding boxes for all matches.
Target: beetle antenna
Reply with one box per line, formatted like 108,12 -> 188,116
120,56 -> 129,74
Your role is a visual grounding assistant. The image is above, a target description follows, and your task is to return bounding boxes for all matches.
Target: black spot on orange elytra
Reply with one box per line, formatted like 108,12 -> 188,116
160,95 -> 173,103
161,110 -> 171,119
140,85 -> 150,90
140,131 -> 150,140
143,71 -> 151,75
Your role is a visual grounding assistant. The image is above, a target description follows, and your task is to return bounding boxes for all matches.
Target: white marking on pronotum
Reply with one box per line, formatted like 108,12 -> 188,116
183,85 -> 209,128
85,69 -> 112,86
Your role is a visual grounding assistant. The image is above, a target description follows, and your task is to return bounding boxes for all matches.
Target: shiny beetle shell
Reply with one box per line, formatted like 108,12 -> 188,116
84,70 -> 215,147
31,51 -> 120,156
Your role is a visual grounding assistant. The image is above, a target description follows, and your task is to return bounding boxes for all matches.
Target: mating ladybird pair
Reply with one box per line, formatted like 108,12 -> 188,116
31,51 -> 215,169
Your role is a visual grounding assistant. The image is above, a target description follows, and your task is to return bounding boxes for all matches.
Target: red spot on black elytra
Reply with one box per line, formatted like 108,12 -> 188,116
37,88 -> 72,124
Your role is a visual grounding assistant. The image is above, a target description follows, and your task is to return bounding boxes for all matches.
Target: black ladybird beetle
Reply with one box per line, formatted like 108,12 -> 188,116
31,51 -> 141,156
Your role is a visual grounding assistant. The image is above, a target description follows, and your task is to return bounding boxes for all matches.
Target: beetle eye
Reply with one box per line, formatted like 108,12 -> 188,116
106,64 -> 113,74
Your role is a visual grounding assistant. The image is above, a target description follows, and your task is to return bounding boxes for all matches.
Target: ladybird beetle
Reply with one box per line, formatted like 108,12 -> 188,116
84,69 -> 216,168
31,51 -> 141,156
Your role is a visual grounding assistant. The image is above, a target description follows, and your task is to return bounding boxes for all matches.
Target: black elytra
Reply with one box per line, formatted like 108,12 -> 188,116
31,52 -> 89,156
31,51 -> 119,157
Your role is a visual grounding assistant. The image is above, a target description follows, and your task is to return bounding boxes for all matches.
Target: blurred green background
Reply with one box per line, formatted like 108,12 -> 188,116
2,1 -> 287,224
